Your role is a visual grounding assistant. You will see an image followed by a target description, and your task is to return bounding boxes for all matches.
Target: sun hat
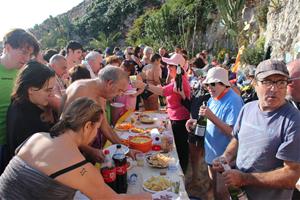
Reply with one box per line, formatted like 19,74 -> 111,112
255,59 -> 289,80
202,66 -> 230,86
162,53 -> 186,67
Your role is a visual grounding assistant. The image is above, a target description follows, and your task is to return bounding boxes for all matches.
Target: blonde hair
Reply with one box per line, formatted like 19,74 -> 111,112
50,97 -> 102,137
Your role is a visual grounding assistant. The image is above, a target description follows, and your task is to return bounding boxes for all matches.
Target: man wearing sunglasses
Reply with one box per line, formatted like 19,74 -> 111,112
213,60 -> 300,200
186,66 -> 244,199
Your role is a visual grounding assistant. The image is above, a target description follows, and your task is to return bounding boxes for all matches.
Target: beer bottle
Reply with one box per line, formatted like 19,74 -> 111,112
100,150 -> 117,192
194,101 -> 207,137
175,64 -> 182,91
112,144 -> 128,193
220,157 -> 248,200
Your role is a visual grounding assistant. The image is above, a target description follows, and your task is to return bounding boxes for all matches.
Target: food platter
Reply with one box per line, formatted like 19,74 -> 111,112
152,191 -> 179,200
143,176 -> 172,193
140,116 -> 155,124
145,153 -> 172,168
115,122 -> 134,131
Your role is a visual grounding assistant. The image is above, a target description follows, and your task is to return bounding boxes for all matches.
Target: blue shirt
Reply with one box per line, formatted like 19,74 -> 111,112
233,101 -> 300,200
204,89 -> 244,164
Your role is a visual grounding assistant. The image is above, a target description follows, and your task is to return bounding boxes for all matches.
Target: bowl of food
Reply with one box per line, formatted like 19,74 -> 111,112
130,127 -> 145,134
129,135 -> 152,153
143,176 -> 172,193
140,116 -> 155,124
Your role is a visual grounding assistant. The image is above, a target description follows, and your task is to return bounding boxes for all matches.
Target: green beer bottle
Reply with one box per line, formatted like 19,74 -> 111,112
220,157 -> 248,200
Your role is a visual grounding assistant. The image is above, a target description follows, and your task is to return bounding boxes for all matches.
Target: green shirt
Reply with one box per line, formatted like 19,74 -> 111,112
0,64 -> 18,145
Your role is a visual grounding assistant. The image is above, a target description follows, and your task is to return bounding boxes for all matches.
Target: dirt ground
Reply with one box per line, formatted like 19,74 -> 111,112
184,157 -> 213,200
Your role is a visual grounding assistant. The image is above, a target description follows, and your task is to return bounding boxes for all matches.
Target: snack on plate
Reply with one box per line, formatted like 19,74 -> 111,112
143,176 -> 172,192
140,116 -> 155,124
115,122 -> 134,131
147,153 -> 172,168
130,127 -> 145,134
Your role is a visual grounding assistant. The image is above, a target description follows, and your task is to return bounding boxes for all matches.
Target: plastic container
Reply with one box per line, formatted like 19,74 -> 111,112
128,136 -> 152,153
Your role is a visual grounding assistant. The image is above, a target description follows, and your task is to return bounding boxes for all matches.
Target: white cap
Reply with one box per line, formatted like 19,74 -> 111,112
202,67 -> 230,86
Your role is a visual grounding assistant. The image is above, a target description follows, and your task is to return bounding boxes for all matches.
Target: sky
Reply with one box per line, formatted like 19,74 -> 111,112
0,0 -> 83,40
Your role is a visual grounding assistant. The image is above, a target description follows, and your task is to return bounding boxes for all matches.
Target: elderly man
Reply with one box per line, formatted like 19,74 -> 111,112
82,51 -> 103,78
186,66 -> 244,199
213,60 -> 300,200
48,54 -> 68,111
0,29 -> 39,174
63,65 -> 129,161
287,59 -> 300,109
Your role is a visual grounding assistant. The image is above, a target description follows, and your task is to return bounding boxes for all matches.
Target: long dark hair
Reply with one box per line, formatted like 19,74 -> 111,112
50,97 -> 103,137
11,61 -> 55,103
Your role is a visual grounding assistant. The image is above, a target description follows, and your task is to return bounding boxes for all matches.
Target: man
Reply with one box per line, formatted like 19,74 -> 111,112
65,40 -> 83,70
82,51 -> 103,78
186,66 -> 244,199
213,60 -> 300,200
287,59 -> 300,109
63,65 -> 129,161
48,54 -> 68,111
0,28 -> 39,174
287,60 -> 300,200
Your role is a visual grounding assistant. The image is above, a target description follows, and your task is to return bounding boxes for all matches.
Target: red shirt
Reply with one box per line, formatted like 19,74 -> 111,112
163,76 -> 190,120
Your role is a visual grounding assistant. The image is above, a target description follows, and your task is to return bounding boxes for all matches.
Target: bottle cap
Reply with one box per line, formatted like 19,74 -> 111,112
116,144 -> 122,149
103,149 -> 110,155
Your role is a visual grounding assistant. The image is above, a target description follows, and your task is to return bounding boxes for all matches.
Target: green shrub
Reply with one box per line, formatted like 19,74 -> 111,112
240,37 -> 265,66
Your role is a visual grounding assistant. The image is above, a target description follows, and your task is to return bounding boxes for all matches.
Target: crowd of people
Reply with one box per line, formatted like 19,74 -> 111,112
0,28 -> 300,200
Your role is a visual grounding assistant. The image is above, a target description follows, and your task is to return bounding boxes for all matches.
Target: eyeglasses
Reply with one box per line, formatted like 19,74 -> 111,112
289,76 -> 300,82
257,79 -> 289,89
204,82 -> 219,87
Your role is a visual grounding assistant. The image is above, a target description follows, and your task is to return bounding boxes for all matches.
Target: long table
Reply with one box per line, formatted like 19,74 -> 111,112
74,110 -> 189,200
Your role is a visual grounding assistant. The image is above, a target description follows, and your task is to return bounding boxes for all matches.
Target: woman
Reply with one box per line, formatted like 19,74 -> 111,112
0,97 -> 151,199
133,53 -> 191,173
141,53 -> 162,110
6,61 -> 57,161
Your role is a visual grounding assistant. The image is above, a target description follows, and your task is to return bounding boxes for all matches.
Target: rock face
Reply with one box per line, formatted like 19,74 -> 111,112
265,0 -> 300,61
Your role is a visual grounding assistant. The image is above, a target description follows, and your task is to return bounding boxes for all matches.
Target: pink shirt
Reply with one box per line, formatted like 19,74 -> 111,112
163,76 -> 190,120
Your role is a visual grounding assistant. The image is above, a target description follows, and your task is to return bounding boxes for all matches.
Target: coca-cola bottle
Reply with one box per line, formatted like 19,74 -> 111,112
100,150 -> 117,192
112,144 -> 128,193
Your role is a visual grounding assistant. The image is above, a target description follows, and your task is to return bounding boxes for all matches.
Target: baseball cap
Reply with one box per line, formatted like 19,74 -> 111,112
202,66 -> 230,86
255,59 -> 289,80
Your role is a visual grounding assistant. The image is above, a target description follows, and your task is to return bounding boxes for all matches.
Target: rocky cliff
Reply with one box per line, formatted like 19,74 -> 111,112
265,0 -> 300,62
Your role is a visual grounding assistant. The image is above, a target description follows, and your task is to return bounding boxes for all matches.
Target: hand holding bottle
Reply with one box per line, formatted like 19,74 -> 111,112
185,119 -> 197,133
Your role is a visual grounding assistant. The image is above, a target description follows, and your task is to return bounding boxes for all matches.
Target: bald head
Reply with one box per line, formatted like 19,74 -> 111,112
287,59 -> 300,102
49,54 -> 67,77
98,65 -> 128,83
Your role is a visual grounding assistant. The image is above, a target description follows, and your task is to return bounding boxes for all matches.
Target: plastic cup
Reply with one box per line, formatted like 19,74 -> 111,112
135,153 -> 144,167
129,75 -> 137,84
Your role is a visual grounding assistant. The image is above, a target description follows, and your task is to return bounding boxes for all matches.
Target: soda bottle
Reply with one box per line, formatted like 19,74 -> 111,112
152,136 -> 162,151
219,157 -> 248,200
100,150 -> 117,192
194,101 -> 207,137
112,144 -> 128,193
175,64 -> 182,91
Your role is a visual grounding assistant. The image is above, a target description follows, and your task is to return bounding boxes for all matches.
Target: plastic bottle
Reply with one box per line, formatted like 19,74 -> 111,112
100,150 -> 117,192
152,136 -> 162,151
112,144 -> 128,193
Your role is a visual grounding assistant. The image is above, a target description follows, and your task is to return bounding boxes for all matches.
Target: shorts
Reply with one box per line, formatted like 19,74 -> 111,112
187,133 -> 204,148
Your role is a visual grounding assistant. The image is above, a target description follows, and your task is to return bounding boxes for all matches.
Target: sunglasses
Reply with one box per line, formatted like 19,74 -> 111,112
204,82 -> 218,87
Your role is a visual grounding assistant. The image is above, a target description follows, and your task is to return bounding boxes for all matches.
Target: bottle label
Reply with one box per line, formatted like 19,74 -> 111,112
101,168 -> 116,183
195,125 -> 205,136
116,165 -> 127,175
